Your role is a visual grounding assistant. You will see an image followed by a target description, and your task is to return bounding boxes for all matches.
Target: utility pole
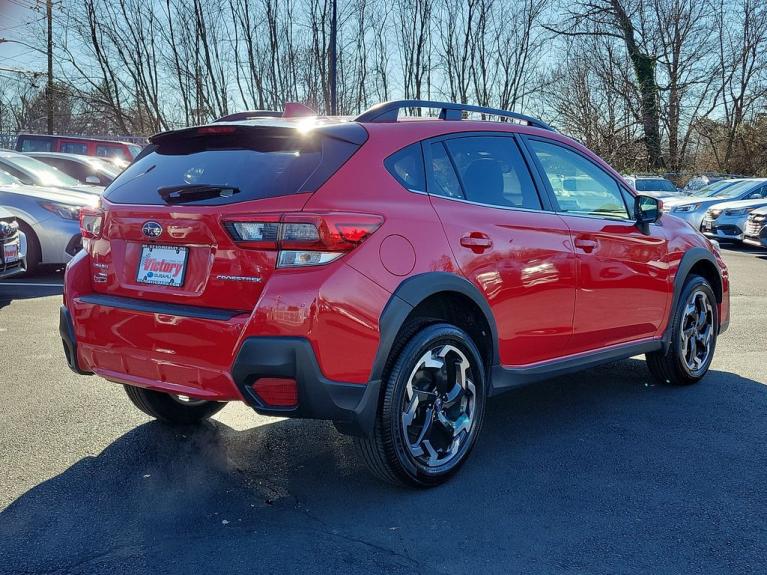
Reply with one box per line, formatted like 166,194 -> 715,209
46,0 -> 53,134
328,0 -> 337,115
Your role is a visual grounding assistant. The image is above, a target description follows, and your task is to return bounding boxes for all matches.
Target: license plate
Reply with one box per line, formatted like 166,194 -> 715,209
702,221 -> 712,231
136,244 -> 188,287
3,241 -> 19,263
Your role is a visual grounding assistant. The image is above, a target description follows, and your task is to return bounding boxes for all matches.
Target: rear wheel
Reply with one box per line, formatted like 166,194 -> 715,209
356,323 -> 486,487
646,274 -> 718,386
124,385 -> 226,424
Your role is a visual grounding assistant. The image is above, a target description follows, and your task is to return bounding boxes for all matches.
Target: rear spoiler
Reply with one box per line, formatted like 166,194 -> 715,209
149,120 -> 367,147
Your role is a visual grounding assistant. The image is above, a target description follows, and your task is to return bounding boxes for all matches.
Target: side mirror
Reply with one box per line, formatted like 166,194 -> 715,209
635,195 -> 661,230
85,175 -> 100,184
748,193 -> 761,199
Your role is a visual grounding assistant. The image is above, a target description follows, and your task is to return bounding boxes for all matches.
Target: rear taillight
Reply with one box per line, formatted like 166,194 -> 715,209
80,207 -> 104,239
223,212 -> 383,268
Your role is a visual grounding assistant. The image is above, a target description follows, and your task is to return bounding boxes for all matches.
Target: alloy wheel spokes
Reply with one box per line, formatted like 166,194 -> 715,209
401,344 -> 476,467
680,289 -> 714,374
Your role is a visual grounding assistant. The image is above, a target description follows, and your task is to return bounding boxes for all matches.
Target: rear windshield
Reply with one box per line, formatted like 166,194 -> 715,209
104,130 -> 353,206
635,179 -> 676,192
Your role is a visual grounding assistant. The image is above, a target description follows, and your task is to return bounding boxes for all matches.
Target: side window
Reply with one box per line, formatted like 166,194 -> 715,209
60,142 -> 88,155
51,159 -> 88,182
19,138 -> 52,152
384,143 -> 425,193
96,145 -> 127,160
443,136 -> 541,210
429,142 -> 464,199
529,139 -> 630,220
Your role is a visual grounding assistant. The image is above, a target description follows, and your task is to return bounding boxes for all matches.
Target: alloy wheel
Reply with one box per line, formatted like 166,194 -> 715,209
400,344 -> 478,468
680,289 -> 714,375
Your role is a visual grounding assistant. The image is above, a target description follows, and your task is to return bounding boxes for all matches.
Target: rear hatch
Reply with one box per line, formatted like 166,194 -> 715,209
83,121 -> 367,312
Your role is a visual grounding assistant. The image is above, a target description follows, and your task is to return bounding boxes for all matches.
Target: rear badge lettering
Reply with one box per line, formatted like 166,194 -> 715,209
216,274 -> 263,283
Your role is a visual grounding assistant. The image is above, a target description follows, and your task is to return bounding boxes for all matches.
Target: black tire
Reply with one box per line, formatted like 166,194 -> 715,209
356,323 -> 487,487
124,385 -> 226,424
646,274 -> 718,386
18,221 -> 40,275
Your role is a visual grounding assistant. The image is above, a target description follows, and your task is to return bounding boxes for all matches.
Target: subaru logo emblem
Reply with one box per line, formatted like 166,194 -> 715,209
142,221 -> 163,238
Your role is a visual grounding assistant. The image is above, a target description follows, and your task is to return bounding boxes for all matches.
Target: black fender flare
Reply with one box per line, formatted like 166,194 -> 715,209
369,272 -> 500,383
662,247 -> 722,350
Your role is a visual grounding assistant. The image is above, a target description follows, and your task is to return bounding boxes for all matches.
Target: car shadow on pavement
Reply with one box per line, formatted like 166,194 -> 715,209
0,267 -> 64,310
1,359 -> 766,575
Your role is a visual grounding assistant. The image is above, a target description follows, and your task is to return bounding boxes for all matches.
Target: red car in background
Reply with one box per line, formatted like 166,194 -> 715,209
16,133 -> 143,163
60,100 -> 729,487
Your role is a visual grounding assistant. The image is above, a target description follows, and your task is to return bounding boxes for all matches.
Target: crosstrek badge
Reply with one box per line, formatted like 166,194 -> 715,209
136,245 -> 188,286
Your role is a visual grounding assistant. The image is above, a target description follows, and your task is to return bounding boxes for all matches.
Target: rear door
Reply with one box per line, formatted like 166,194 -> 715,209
523,137 -> 670,353
425,133 -> 577,366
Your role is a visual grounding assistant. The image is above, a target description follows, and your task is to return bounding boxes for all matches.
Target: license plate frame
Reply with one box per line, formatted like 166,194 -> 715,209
3,240 -> 19,263
702,220 -> 712,232
136,244 -> 189,287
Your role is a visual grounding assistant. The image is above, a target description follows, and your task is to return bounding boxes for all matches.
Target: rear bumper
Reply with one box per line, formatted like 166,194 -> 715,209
60,295 -> 380,435
232,337 -> 380,435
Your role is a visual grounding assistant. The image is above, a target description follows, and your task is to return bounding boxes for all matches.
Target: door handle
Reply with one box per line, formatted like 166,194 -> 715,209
460,233 -> 493,252
574,238 -> 598,253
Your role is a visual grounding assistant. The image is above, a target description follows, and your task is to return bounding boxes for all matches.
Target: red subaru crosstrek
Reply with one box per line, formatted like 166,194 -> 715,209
61,101 -> 729,486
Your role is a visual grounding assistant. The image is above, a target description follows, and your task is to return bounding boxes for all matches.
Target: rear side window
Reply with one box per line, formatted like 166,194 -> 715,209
104,129 -> 361,206
60,142 -> 89,155
19,138 -> 52,152
443,136 -> 541,210
384,143 -> 425,192
429,142 -> 464,199
96,145 -> 127,160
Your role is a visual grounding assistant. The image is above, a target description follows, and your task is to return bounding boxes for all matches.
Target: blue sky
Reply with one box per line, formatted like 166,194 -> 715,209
0,0 -> 46,85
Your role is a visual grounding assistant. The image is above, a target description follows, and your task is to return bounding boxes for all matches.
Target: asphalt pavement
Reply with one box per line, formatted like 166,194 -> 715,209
0,248 -> 765,574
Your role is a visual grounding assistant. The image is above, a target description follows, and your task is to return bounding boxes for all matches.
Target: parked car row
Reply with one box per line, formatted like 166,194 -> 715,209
659,178 -> 767,245
0,147 -> 114,278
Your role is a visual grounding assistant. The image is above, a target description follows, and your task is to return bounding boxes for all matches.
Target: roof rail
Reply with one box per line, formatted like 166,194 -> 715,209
354,100 -> 554,131
213,110 -> 283,123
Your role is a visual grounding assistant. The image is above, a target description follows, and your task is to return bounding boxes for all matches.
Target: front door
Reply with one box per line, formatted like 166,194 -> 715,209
524,137 -> 670,353
425,134 -> 578,366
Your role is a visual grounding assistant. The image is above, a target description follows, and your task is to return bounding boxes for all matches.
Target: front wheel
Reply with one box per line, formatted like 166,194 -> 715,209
646,274 -> 718,386
356,323 -> 487,487
124,385 -> 226,424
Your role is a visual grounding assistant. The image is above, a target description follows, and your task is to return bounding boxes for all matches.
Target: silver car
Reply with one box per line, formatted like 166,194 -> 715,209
701,194 -> 767,242
0,170 -> 98,274
662,178 -> 767,230
0,150 -> 102,196
0,206 -> 27,279
743,206 -> 767,248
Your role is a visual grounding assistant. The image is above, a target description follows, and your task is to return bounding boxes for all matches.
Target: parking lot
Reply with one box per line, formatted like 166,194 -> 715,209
0,244 -> 765,575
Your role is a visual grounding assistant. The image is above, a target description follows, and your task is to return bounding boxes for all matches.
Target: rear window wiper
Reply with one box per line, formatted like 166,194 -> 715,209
158,184 -> 240,204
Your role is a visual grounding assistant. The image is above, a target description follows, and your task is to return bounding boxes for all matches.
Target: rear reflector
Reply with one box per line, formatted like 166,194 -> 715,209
253,378 -> 298,407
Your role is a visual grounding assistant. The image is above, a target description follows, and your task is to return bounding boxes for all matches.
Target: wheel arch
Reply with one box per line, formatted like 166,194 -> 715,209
370,272 -> 499,383
663,247 -> 723,348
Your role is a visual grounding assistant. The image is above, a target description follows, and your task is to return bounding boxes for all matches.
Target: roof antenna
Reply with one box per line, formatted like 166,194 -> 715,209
283,103 -> 317,118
